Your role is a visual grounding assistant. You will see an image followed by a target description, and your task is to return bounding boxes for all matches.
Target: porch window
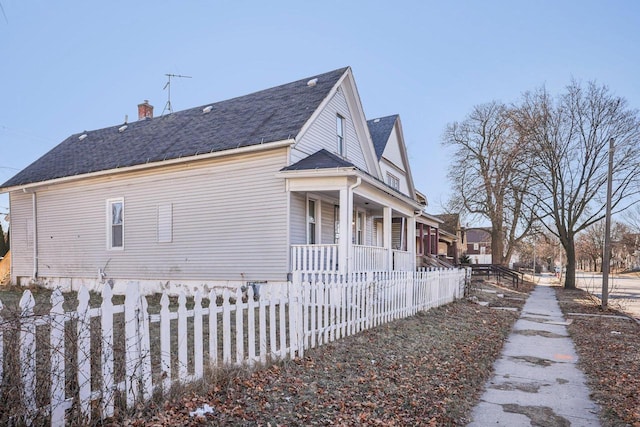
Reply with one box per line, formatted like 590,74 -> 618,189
353,210 -> 365,245
107,198 -> 124,250
334,205 -> 340,243
336,114 -> 345,157
307,199 -> 318,244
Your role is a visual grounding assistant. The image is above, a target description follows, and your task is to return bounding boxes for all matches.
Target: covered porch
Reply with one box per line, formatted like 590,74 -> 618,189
283,172 -> 421,275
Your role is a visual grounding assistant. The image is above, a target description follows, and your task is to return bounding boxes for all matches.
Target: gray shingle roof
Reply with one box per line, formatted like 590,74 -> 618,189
367,114 -> 398,160
280,149 -> 356,171
2,67 -> 349,189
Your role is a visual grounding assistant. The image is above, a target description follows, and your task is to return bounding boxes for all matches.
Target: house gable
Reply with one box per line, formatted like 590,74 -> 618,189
367,115 -> 416,199
291,68 -> 380,178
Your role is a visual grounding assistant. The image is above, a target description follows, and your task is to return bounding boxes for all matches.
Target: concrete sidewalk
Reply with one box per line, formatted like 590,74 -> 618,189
468,279 -> 601,426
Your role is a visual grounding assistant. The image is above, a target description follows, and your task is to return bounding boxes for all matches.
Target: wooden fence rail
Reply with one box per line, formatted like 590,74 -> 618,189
0,268 -> 468,426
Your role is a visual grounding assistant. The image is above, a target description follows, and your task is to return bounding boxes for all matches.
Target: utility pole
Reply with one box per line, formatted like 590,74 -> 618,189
602,138 -> 614,308
532,237 -> 536,282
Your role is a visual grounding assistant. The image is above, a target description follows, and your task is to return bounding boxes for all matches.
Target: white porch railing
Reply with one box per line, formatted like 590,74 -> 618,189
292,245 -> 414,273
392,250 -> 413,271
291,244 -> 339,272
353,245 -> 389,272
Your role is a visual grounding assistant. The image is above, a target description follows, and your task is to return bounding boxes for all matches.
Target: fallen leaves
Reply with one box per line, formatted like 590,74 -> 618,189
557,287 -> 640,426
120,282 -> 531,426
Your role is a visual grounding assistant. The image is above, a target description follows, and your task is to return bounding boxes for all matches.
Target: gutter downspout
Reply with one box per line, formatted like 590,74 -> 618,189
32,191 -> 38,278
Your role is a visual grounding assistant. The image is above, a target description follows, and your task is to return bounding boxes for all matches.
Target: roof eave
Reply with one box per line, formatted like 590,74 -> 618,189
1,138 -> 296,193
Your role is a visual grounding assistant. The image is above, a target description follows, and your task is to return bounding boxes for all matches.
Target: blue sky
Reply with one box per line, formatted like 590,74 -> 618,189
1,1 -> 639,227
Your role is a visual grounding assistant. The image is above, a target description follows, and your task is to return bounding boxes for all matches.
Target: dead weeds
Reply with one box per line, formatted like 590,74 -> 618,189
556,286 -> 640,426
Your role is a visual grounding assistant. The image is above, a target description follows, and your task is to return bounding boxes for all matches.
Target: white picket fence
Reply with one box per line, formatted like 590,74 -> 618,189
0,268 -> 468,426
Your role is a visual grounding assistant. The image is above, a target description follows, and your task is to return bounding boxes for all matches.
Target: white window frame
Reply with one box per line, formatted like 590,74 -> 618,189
353,209 -> 365,245
336,114 -> 345,157
386,172 -> 400,190
307,197 -> 320,244
158,203 -> 173,243
107,198 -> 124,250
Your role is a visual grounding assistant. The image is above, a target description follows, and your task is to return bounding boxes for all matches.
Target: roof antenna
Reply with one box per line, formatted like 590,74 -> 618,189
162,73 -> 192,115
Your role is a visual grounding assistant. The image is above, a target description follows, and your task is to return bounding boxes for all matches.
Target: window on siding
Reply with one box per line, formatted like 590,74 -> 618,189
386,172 -> 400,190
307,199 -> 318,244
353,210 -> 365,245
334,205 -> 340,243
107,198 -> 124,250
158,204 -> 173,243
336,115 -> 345,157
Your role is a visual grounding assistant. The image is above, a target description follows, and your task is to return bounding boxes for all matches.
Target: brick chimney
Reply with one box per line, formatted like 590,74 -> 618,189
138,100 -> 153,120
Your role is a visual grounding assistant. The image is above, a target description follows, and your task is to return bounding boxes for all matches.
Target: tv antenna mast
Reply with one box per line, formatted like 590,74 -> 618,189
162,73 -> 192,115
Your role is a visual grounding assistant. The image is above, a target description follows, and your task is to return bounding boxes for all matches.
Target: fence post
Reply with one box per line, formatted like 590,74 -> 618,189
19,290 -> 36,422
235,288 -> 244,365
293,274 -> 305,358
159,293 -> 171,392
288,280 -> 300,359
77,287 -> 92,419
124,282 -> 141,406
194,291 -> 204,378
222,289 -> 231,365
138,295 -> 152,400
50,289 -> 66,426
247,286 -> 256,365
258,290 -> 267,364
208,290 -> 219,366
101,285 -> 115,418
177,292 -> 188,379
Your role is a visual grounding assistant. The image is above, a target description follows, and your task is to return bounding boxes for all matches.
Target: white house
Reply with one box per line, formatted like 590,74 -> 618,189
1,67 -> 431,295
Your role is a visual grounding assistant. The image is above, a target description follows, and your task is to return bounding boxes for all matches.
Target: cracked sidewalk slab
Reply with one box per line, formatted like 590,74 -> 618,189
468,283 -> 601,426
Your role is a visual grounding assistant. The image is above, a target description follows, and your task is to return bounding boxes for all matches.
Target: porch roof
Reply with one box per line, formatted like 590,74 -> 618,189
280,149 -> 356,171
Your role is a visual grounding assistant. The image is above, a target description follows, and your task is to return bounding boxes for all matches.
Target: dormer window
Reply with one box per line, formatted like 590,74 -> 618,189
336,114 -> 345,157
387,172 -> 400,190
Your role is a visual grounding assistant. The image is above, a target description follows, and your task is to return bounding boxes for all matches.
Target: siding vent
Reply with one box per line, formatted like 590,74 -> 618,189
202,105 -> 213,114
78,133 -> 88,141
307,78 -> 318,87
118,125 -> 128,133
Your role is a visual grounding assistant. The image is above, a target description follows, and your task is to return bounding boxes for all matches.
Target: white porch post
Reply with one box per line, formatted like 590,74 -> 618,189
383,206 -> 392,271
408,215 -> 416,270
339,187 -> 353,275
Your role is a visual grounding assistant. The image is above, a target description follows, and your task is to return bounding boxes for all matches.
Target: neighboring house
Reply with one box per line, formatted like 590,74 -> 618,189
1,67 -> 430,295
433,213 -> 465,265
465,227 -> 492,264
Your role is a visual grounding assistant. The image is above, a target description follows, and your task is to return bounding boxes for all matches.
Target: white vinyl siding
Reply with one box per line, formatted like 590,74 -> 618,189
14,148 -> 290,282
8,191 -> 34,280
291,86 -> 368,171
289,193 -> 306,245
321,201 -> 336,244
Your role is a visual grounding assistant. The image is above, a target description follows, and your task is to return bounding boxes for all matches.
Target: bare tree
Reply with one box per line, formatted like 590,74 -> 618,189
443,102 -> 536,265
515,81 -> 640,289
